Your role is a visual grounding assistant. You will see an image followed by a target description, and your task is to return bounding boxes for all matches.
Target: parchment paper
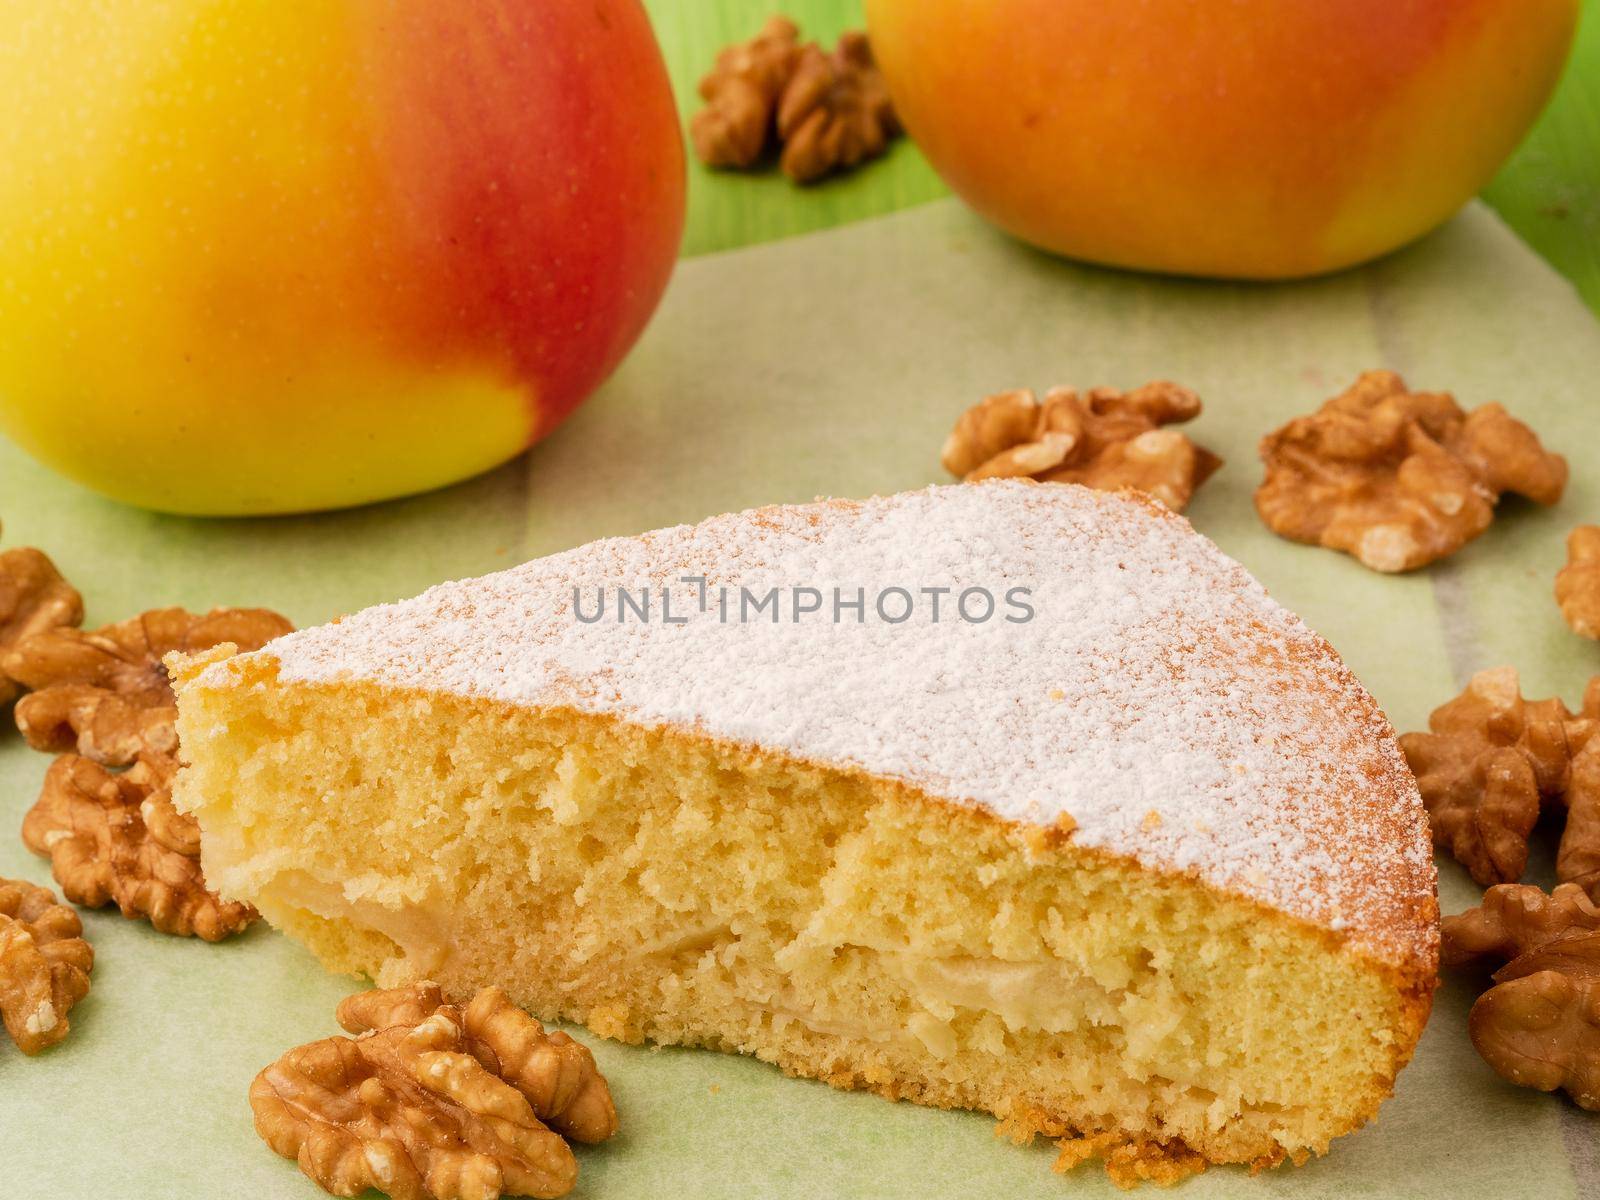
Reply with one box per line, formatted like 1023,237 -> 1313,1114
1,198 -> 1596,1197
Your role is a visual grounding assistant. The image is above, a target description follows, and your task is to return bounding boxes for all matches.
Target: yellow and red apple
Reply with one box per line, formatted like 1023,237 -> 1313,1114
866,0 -> 1578,279
0,1 -> 684,514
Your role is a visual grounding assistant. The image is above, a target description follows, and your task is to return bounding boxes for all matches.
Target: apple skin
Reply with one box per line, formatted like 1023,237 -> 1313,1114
865,0 -> 1577,280
0,1 -> 684,514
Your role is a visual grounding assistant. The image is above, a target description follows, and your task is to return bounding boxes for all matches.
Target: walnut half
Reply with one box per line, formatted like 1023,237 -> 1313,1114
690,18 -> 901,184
6,606 -> 292,767
1399,667 -> 1600,895
0,538 -> 83,708
0,876 -> 93,1055
1471,929 -> 1600,1110
776,31 -> 901,184
940,382 -> 1221,512
689,16 -> 801,169
1442,883 -> 1600,1110
1557,525 -> 1600,640
252,983 -> 618,1200
23,754 -> 257,941
1443,883 -> 1600,972
1256,370 -> 1566,572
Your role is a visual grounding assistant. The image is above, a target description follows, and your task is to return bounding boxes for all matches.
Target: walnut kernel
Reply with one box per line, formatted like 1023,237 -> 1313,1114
1441,882 -> 1600,1109
689,16 -> 801,169
253,983 -> 618,1200
1399,667 -> 1600,894
690,19 -> 900,184
776,31 -> 900,184
1470,931 -> 1600,1110
23,754 -> 257,940
0,538 -> 83,708
941,383 -> 1221,512
1256,370 -> 1566,571
1442,882 -> 1600,972
0,876 -> 92,1055
1557,525 -> 1600,640
6,606 -> 291,766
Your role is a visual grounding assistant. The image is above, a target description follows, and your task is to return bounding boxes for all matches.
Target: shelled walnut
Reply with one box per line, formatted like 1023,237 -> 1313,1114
23,753 -> 257,941
1557,525 -> 1600,639
775,31 -> 900,183
1399,668 -> 1600,895
1472,936 -> 1599,1110
252,982 -> 618,1200
0,875 -> 92,1055
0,532 -> 83,708
5,605 -> 291,766
941,382 -> 1221,512
691,17 -> 900,184
689,15 -> 800,168
1443,883 -> 1600,1110
1443,883 -> 1600,971
1256,370 -> 1567,572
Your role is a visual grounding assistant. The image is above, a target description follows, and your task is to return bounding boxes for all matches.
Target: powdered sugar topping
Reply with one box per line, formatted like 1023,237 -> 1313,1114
237,482 -> 1436,965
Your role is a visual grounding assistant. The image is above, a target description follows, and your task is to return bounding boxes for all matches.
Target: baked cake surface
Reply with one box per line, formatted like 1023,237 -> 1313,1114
174,481 -> 1439,1180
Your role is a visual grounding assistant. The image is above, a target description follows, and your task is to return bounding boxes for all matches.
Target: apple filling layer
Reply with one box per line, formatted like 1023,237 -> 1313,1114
175,670 -> 1419,1168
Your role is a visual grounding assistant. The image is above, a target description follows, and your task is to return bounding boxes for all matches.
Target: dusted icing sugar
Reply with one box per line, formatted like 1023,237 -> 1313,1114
228,481 -> 1435,965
